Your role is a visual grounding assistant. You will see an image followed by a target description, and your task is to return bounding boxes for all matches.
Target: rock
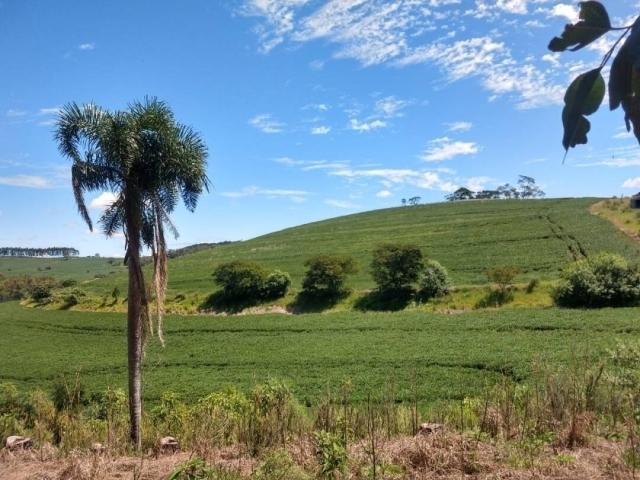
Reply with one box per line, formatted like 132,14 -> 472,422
90,442 -> 105,454
157,436 -> 179,454
5,435 -> 33,451
417,423 -> 443,436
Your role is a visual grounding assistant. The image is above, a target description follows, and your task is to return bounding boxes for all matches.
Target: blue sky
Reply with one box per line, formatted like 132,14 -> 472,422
1,0 -> 640,256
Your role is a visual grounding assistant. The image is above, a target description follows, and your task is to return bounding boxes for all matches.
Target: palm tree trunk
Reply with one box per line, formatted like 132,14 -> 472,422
125,188 -> 144,450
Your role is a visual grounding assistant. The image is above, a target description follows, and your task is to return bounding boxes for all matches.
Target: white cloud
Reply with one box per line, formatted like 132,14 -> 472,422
311,125 -> 331,135
446,121 -> 472,132
249,113 -> 285,133
0,175 -> 51,188
376,190 -> 392,198
375,96 -> 409,118
330,167 -> 458,193
78,43 -> 95,50
549,3 -> 579,23
349,118 -> 387,132
221,185 -> 309,202
38,107 -> 60,116
421,137 -> 479,162
465,176 -> 493,191
325,198 -> 359,209
243,0 -> 311,52
90,192 -> 117,210
623,178 -> 640,189
6,109 -> 27,117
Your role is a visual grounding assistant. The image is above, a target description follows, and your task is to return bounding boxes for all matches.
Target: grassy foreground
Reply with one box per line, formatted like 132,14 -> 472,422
2,301 -> 639,405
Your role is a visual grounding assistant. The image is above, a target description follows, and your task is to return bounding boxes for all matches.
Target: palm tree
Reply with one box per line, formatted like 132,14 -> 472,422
55,97 -> 209,448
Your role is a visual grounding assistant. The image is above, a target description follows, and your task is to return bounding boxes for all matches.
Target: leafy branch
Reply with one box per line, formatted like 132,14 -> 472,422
549,1 -> 640,154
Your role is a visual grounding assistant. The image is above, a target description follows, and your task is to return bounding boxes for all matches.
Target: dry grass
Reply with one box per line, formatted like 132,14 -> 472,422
0,433 -> 634,480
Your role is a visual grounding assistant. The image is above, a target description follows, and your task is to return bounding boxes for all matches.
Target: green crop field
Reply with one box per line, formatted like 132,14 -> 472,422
1,301 -> 638,406
70,198 -> 640,301
0,256 -> 126,281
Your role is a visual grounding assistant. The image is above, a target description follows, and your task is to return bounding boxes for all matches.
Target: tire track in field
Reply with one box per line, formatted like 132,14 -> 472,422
540,212 -> 588,261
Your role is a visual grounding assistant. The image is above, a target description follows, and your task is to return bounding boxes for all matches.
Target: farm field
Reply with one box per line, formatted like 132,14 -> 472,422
0,255 -> 126,281
1,301 -> 638,406
59,198 -> 640,303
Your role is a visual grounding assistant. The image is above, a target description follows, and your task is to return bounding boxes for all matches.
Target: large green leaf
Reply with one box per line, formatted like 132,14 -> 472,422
610,17 -> 640,111
562,68 -> 605,151
549,1 -> 611,52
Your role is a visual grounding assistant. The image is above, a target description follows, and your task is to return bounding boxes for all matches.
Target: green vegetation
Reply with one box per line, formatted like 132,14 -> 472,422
0,256 -> 126,281
418,260 -> 450,301
2,301 -> 640,406
553,253 -> 640,308
301,255 -> 357,299
370,243 -> 423,294
71,198 -> 640,305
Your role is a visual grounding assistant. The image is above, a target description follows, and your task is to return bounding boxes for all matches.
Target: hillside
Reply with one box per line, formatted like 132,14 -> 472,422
0,256 -> 126,281
81,198 -> 639,298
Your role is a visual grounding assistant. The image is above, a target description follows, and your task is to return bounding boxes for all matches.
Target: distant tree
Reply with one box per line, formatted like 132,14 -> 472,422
301,255 -> 358,298
517,175 -> 545,199
371,243 -> 424,293
55,97 -> 209,449
408,196 -> 422,206
0,247 -> 79,257
486,266 -> 520,297
446,187 -> 475,202
213,261 -> 267,301
475,190 -> 500,200
497,184 -> 519,199
401,198 -> 407,206
112,286 -> 120,303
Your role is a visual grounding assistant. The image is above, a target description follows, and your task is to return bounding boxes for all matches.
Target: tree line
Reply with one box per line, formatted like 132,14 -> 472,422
445,175 -> 545,202
0,247 -> 79,257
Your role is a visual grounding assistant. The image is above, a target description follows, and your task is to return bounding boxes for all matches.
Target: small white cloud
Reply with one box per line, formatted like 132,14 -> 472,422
421,137 -> 479,162
465,176 -> 493,191
549,3 -> 579,23
0,175 -> 51,188
249,113 -> 285,133
38,107 -> 60,116
325,199 -> 359,209
90,192 -> 118,210
221,186 -> 309,202
311,125 -> 331,135
349,118 -> 387,132
375,96 -> 409,118
376,190 -> 392,198
309,59 -> 325,70
78,43 -> 95,50
446,121 -> 473,132
6,109 -> 27,117
623,177 -> 640,189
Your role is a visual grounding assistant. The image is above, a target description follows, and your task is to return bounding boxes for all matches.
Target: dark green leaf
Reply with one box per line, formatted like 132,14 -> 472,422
548,1 -> 611,52
610,17 -> 640,110
562,68 -> 604,151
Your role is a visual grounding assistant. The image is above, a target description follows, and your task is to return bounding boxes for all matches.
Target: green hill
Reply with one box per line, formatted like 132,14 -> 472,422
0,256 -> 126,281
5,198 -> 638,307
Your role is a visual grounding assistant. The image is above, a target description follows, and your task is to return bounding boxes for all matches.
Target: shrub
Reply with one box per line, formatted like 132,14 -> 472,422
301,255 -> 357,298
486,266 -> 520,295
371,243 -> 423,293
525,278 -> 539,294
553,253 -> 640,308
254,449 -> 311,480
30,284 -> 52,301
314,430 -> 348,478
61,279 -> 77,288
213,261 -> 268,301
418,260 -> 450,300
262,270 -> 291,300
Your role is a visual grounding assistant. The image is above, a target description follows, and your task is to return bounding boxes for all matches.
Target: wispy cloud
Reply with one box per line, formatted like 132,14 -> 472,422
249,113 -> 285,133
445,121 -> 472,132
421,137 -> 479,162
221,185 -> 309,203
78,42 -> 95,51
311,125 -> 331,135
325,198 -> 359,209
0,175 -> 51,188
349,118 -> 386,132
6,109 -> 27,118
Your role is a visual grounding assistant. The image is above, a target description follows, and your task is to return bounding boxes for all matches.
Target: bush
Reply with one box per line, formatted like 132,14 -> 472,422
301,255 -> 357,298
525,278 -> 539,294
254,449 -> 310,480
486,266 -> 520,294
371,243 -> 423,293
419,260 -> 450,300
213,261 -> 268,301
553,253 -> 640,308
314,430 -> 348,478
30,284 -> 52,301
61,279 -> 77,288
262,270 -> 291,300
